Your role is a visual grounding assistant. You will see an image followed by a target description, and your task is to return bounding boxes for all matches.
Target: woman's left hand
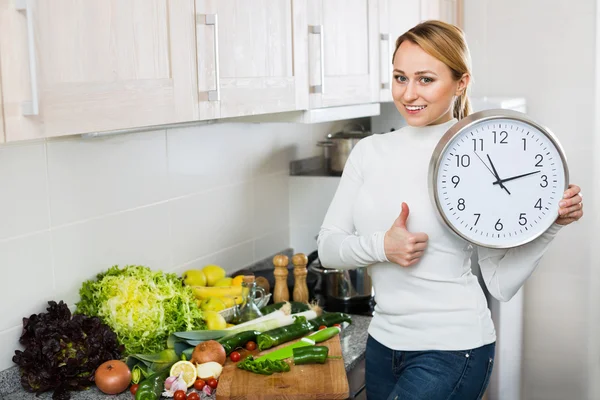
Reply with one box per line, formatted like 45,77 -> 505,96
556,184 -> 584,225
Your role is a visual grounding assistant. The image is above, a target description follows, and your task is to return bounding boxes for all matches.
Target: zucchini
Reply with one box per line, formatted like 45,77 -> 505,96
257,317 -> 313,351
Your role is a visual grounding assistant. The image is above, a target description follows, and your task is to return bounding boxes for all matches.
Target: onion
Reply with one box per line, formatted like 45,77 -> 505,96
190,340 -> 226,366
94,360 -> 131,395
196,361 -> 223,380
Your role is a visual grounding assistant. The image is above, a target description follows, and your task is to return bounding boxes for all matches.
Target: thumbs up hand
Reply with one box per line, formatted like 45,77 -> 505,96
384,202 -> 429,267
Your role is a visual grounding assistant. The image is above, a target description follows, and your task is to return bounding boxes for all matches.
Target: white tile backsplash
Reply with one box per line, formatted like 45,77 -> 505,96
169,183 -> 254,267
167,123 -> 255,197
0,142 -> 50,240
0,327 -> 23,372
46,130 -> 169,226
52,203 -> 172,306
252,171 -> 289,238
0,232 -> 54,331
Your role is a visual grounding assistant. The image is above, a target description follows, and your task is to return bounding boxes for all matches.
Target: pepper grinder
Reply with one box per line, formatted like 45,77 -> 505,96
273,254 -> 289,303
292,253 -> 309,303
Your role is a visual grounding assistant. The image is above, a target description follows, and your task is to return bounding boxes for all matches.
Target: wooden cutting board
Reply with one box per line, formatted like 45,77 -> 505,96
216,335 -> 349,400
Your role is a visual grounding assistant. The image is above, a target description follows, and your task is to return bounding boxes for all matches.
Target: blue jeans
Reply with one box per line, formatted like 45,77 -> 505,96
365,335 -> 495,400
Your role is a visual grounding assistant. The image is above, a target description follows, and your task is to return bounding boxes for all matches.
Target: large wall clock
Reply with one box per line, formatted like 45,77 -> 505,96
429,109 -> 569,248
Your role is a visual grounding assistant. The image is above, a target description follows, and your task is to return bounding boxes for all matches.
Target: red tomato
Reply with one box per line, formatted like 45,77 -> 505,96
174,390 -> 186,400
319,325 -> 327,330
245,341 -> 257,351
207,377 -> 218,389
187,392 -> 200,400
230,351 -> 241,362
129,384 -> 139,395
194,379 -> 206,391
333,323 -> 342,329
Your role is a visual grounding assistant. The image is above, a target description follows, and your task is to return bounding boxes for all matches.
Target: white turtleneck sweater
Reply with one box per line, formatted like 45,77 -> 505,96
317,118 -> 562,351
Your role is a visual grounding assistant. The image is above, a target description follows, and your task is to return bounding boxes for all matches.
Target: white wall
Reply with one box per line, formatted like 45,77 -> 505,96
590,2 -> 600,399
464,1 -> 597,399
0,120 -> 339,371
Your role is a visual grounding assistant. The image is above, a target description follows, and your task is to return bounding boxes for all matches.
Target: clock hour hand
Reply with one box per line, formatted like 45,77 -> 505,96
493,170 -> 541,185
486,154 -> 511,195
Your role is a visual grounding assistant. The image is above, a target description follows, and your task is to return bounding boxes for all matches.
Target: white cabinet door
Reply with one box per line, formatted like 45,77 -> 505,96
307,0 -> 379,108
378,0 -> 421,102
422,0 -> 460,26
0,0 -> 198,141
195,0 -> 308,120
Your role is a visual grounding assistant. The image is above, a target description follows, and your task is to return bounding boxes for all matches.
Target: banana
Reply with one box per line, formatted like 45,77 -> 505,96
192,285 -> 243,299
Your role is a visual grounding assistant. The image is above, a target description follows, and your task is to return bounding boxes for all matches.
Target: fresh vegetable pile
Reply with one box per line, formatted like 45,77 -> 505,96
75,265 -> 205,355
12,301 -> 123,400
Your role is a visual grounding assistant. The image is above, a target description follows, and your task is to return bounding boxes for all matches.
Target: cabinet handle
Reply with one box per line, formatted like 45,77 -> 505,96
14,0 -> 39,115
205,14 -> 220,102
309,25 -> 325,94
380,33 -> 391,90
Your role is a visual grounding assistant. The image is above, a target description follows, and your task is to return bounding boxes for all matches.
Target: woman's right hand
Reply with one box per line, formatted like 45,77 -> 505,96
384,202 -> 429,267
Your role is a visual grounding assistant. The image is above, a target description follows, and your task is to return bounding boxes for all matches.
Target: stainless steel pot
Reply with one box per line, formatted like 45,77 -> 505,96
317,123 -> 371,174
308,262 -> 373,301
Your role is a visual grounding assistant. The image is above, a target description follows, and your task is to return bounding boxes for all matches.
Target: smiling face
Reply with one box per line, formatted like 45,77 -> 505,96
392,40 -> 469,127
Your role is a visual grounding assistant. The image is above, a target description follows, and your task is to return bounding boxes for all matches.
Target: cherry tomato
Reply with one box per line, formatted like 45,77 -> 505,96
187,392 -> 200,400
245,341 -> 257,351
194,379 -> 206,391
333,323 -> 342,329
207,377 -> 218,389
319,325 -> 327,330
129,384 -> 139,395
230,351 -> 241,362
174,390 -> 186,400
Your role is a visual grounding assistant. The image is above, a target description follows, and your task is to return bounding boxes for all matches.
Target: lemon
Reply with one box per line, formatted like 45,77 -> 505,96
170,360 -> 197,387
204,310 -> 227,330
200,297 -> 227,312
202,265 -> 226,286
220,296 -> 236,308
231,275 -> 244,286
182,269 -> 207,287
213,277 -> 233,287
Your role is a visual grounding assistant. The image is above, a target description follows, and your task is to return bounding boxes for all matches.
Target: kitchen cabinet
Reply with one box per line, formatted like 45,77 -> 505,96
421,0 -> 462,27
378,0 -> 421,102
195,0 -> 308,120
307,0 -> 379,109
0,0 -> 198,142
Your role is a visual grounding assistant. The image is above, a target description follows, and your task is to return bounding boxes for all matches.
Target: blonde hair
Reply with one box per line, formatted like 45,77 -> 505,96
392,20 -> 472,120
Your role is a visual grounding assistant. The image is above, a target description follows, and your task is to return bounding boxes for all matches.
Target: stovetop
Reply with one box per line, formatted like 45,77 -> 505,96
313,293 -> 375,317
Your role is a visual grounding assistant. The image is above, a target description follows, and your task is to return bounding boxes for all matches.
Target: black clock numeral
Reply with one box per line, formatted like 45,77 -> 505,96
540,175 -> 548,188
451,175 -> 460,188
522,138 -> 527,151
473,213 -> 481,226
472,138 -> 484,152
534,198 -> 542,210
493,130 -> 508,144
535,154 -> 544,167
519,213 -> 528,226
495,219 -> 503,231
457,198 -> 466,211
455,154 -> 471,167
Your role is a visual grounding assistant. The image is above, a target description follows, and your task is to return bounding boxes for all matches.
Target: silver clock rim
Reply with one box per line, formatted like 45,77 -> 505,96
428,109 -> 570,249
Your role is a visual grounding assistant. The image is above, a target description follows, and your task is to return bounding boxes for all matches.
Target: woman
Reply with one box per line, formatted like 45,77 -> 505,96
317,20 -> 583,400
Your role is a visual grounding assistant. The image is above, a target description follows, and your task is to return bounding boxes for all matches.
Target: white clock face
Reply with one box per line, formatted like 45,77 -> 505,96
431,112 -> 568,248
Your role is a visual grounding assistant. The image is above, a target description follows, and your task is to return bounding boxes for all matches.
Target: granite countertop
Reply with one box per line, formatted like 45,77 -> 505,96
0,314 -> 371,400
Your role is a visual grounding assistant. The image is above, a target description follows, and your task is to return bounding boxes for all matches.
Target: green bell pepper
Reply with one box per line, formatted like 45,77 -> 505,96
135,363 -> 174,400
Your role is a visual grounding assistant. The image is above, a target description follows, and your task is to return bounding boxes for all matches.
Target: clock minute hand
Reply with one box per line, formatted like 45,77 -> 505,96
493,170 -> 541,185
486,154 -> 511,195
